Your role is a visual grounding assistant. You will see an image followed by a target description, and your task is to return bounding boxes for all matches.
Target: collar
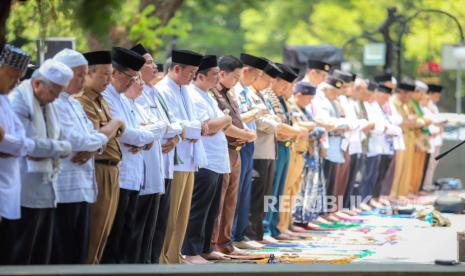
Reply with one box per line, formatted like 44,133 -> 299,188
216,82 -> 229,94
83,86 -> 103,101
143,83 -> 154,91
249,85 -> 259,94
165,75 -> 183,91
122,94 -> 136,104
106,83 -> 120,98
143,83 -> 158,95
191,83 -> 209,94
234,82 -> 246,93
59,91 -> 71,99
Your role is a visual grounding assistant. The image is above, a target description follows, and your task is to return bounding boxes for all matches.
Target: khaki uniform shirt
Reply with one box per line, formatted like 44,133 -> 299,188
74,86 -> 122,162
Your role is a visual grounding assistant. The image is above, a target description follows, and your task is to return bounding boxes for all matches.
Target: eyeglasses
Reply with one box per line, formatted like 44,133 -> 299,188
117,69 -> 138,81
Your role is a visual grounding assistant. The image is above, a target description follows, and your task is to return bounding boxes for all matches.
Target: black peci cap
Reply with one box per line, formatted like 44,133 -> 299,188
172,49 -> 203,67
427,84 -> 443,93
130,43 -> 149,56
111,47 -> 145,71
197,55 -> 217,71
397,82 -> 416,92
84,50 -> 112,65
240,53 -> 268,70
263,62 -> 282,79
277,64 -> 298,83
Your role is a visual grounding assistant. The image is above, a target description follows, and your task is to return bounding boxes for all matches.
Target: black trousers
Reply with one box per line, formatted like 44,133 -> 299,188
51,202 -> 90,264
0,207 -> 55,265
137,193 -> 161,263
117,192 -> 160,263
360,156 -> 381,199
343,154 -> 366,208
246,159 -> 275,241
151,179 -> 172,263
323,159 -> 338,197
182,169 -> 223,256
372,155 -> 393,198
101,188 -> 139,264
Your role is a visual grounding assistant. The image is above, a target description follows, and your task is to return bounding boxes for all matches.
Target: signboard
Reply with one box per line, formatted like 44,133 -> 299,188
363,43 -> 385,66
36,37 -> 75,65
441,44 -> 465,70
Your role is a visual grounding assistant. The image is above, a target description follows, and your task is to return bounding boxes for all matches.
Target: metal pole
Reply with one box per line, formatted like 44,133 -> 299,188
457,62 -> 462,114
396,30 -> 403,81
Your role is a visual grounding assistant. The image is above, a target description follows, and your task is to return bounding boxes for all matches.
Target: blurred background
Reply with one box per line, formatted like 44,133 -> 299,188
2,0 -> 465,186
2,0 -> 465,113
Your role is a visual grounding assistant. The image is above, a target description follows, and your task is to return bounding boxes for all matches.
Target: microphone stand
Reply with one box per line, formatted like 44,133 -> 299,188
435,140 -> 465,160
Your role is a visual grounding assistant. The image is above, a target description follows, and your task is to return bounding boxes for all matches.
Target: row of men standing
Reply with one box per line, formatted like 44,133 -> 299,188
0,41 -> 444,265
0,43 -> 303,265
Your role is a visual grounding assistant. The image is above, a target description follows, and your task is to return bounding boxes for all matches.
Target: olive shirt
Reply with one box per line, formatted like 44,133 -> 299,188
74,86 -> 122,162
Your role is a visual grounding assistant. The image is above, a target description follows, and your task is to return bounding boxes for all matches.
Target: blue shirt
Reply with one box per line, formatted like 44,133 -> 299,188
234,83 -> 257,131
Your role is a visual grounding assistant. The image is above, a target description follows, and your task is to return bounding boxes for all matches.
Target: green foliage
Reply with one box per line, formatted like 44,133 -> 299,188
129,4 -> 191,58
241,0 -> 316,62
128,5 -> 164,48
59,0 -> 123,43
6,0 -> 465,84
172,0 -> 259,57
6,0 -> 88,62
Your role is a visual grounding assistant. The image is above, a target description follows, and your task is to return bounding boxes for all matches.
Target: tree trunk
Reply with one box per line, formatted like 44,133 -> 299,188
0,0 -> 12,50
139,0 -> 185,27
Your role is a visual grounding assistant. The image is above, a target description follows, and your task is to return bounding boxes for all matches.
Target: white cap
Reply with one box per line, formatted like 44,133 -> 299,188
38,59 -> 74,87
53,48 -> 88,68
415,80 -> 428,92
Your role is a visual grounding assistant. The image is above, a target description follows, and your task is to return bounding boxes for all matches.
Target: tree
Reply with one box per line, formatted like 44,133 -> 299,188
0,0 -> 12,50
6,0 -> 465,112
139,0 -> 185,27
6,0 -> 189,56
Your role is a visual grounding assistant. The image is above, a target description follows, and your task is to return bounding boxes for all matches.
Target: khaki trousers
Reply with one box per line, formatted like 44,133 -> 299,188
422,146 -> 440,191
212,149 -> 241,253
410,149 -> 426,194
278,150 -> 305,233
159,171 -> 195,264
87,164 -> 120,264
391,131 -> 415,197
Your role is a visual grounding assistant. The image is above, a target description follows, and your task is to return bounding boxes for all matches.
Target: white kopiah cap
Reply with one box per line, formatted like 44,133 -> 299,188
38,59 -> 74,87
53,48 -> 88,68
415,80 -> 428,92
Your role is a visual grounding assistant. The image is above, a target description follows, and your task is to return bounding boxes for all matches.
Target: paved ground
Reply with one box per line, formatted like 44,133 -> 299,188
2,206 -> 465,275
358,213 -> 463,263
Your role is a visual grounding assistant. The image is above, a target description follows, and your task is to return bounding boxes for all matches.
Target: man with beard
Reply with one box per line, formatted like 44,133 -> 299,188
1,59 -> 73,264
